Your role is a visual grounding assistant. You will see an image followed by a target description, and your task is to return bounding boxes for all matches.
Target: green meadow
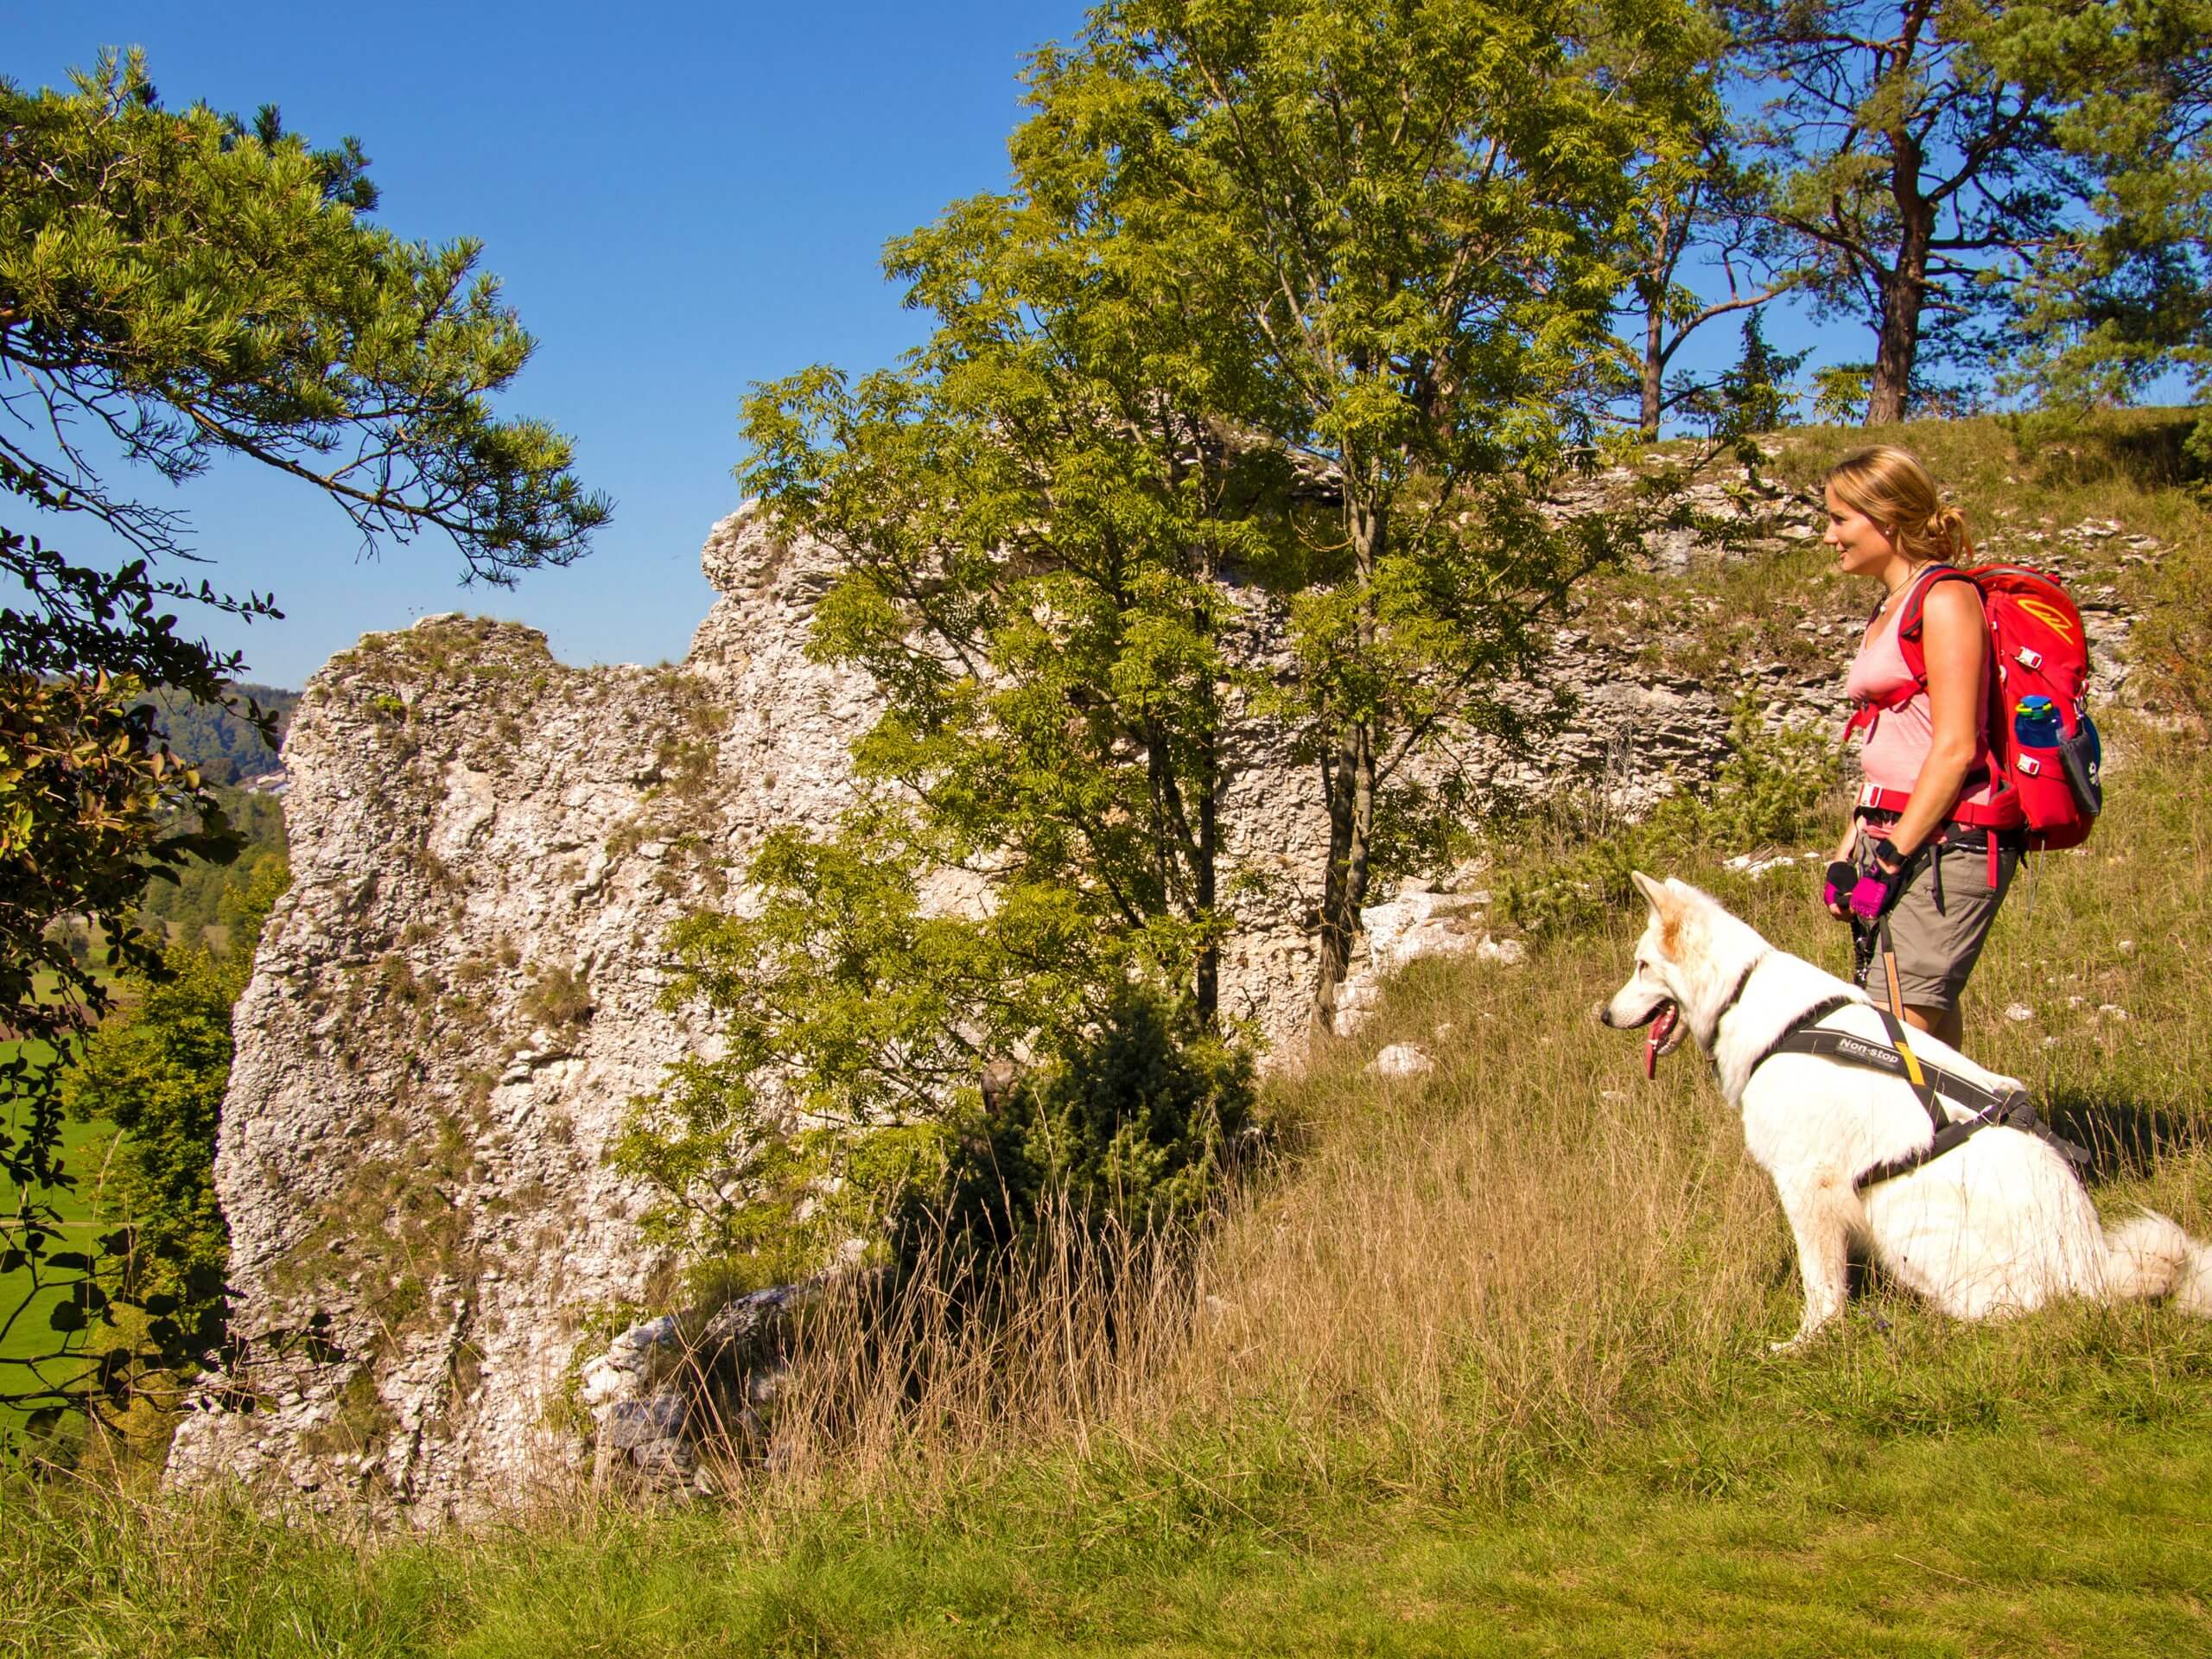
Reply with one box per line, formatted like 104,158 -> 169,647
1,1038 -> 111,1427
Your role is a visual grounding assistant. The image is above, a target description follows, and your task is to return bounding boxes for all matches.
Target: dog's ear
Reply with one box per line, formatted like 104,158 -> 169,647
1630,870 -> 1688,956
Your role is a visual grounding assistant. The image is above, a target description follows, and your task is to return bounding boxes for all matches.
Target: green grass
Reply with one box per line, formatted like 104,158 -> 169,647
3,1333 -> 2205,1656
5,409 -> 2211,1654
2,1040 -> 113,1427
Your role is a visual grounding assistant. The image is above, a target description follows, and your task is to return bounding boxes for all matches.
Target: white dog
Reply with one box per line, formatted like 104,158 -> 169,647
1600,872 -> 2212,1345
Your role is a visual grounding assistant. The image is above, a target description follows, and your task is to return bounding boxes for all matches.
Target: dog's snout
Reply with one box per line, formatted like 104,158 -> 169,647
1593,999 -> 1614,1027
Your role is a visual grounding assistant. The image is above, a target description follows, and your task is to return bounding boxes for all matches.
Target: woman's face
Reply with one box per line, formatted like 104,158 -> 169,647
1822,484 -> 1896,579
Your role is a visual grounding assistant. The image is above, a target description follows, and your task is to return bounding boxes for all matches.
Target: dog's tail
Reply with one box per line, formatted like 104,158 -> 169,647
2102,1212 -> 2212,1314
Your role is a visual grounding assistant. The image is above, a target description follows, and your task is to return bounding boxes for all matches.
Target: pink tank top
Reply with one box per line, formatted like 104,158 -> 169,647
1846,579 -> 2001,811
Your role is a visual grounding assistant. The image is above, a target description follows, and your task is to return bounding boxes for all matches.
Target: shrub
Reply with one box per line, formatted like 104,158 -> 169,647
608,988 -> 1255,1305
918,988 -> 1258,1254
518,963 -> 592,1030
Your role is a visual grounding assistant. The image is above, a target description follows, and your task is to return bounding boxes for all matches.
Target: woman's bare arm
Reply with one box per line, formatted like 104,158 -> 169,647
1880,579 -> 1987,860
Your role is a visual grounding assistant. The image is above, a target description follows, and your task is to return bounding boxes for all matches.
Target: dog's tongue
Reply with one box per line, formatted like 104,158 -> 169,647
1644,1002 -> 1679,1080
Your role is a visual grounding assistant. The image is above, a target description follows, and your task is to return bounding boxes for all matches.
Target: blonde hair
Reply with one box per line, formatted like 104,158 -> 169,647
1825,445 -> 1973,566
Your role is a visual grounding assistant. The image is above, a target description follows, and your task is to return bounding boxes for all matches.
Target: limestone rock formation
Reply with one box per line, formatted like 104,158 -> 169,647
167,482 -> 1890,1519
168,510 -> 880,1517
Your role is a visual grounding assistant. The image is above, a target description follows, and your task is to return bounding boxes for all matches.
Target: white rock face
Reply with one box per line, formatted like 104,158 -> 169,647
170,510 -> 887,1519
168,488 -> 1854,1519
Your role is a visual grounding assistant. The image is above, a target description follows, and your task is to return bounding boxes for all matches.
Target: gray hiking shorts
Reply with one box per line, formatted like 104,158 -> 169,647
1853,823 -> 2019,1015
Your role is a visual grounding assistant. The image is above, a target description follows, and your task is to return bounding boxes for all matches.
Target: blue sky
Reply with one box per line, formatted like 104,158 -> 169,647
10,3 -> 1090,687
13,6 -> 2081,691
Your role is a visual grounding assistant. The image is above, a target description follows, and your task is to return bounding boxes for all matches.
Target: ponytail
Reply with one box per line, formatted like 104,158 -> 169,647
1922,502 -> 1972,565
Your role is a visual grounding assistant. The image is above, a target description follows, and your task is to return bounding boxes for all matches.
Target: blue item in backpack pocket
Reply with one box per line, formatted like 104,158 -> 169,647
2012,696 -> 2062,747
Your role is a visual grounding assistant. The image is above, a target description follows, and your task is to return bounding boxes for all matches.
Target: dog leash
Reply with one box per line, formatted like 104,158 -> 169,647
1847,912 -> 1908,1022
1878,918 -> 1906,1023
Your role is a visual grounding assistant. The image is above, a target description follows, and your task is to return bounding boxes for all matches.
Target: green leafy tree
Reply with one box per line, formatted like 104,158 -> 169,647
2,48 -> 605,1419
1672,310 -> 1813,439
2006,12 -> 2212,448
136,686 -> 298,788
635,11 -> 1332,1285
608,824 -> 1198,1290
730,75 -> 1313,1063
1722,1 -> 2186,424
1600,8 -> 1802,439
2,51 -> 607,572
134,792 -> 287,952
1027,0 -> 1663,1020
7,854 -> 285,1428
613,932 -> 1255,1291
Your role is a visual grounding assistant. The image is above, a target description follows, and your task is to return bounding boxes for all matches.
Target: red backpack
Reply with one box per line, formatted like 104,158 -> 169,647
1883,563 -> 2103,852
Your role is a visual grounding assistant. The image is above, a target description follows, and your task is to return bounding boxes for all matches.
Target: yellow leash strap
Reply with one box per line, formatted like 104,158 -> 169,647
1872,1004 -> 1941,1124
1879,917 -> 1907,1023
1894,1025 -> 1927,1088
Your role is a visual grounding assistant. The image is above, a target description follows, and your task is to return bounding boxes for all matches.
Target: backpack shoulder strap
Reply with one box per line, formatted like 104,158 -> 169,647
1893,563 -> 1984,695
1895,563 -> 1975,645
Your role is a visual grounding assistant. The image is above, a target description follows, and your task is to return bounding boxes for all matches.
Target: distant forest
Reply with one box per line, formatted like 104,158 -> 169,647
134,787 -> 288,954
134,685 -> 298,953
141,683 -> 301,785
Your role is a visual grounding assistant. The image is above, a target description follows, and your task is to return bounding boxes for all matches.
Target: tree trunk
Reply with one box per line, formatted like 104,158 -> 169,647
1312,722 -> 1376,1030
1310,497 -> 1384,1031
1868,144 -> 1932,426
1194,724 -> 1219,1027
1641,286 -> 1665,442
1867,270 -> 1925,425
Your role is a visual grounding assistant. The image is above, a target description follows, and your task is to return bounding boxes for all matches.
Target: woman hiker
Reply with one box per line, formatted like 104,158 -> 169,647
1819,444 -> 2021,1048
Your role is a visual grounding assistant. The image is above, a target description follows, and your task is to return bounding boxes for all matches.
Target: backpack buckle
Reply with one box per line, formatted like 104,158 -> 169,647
2018,754 -> 2043,776
2015,646 -> 2044,671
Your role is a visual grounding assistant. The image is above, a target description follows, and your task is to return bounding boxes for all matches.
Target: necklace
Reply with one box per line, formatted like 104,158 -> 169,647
1861,559 -> 1931,642
1879,558 -> 1934,607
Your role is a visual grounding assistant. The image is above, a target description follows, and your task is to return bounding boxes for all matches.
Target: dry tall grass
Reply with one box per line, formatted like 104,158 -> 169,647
1168,957 -> 1779,1486
694,938 -> 1789,1522
696,721 -> 2212,1529
722,1206 -> 1201,1497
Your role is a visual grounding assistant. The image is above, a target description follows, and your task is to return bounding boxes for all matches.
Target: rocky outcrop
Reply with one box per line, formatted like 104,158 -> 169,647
168,512 -> 886,1518
178,471 -> 2101,1519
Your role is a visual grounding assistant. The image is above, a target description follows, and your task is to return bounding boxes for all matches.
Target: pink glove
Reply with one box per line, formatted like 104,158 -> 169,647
1848,868 -> 1904,922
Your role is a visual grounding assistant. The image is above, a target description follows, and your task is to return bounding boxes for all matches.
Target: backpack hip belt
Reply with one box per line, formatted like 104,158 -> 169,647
1853,789 -> 2013,886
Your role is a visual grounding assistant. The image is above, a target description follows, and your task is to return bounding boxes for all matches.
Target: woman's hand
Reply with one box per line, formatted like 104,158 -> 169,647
1847,840 -> 1911,920
1824,817 -> 1860,918
1822,859 -> 1858,918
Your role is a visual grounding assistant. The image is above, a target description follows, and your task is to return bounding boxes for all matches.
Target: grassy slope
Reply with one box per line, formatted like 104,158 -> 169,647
4,414 -> 2210,1656
0,1044 -> 111,1412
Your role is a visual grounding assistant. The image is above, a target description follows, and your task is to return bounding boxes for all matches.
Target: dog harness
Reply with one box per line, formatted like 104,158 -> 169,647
1713,972 -> 2088,1192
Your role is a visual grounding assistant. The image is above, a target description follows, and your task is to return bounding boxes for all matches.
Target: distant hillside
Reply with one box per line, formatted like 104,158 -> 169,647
141,683 -> 301,785
135,785 -> 289,953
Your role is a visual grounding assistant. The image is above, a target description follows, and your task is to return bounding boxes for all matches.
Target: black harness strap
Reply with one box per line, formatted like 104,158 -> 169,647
1746,1001 -> 2089,1192
1764,1024 -> 2017,1121
1743,995 -> 1855,1080
1697,950 -> 1770,1052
